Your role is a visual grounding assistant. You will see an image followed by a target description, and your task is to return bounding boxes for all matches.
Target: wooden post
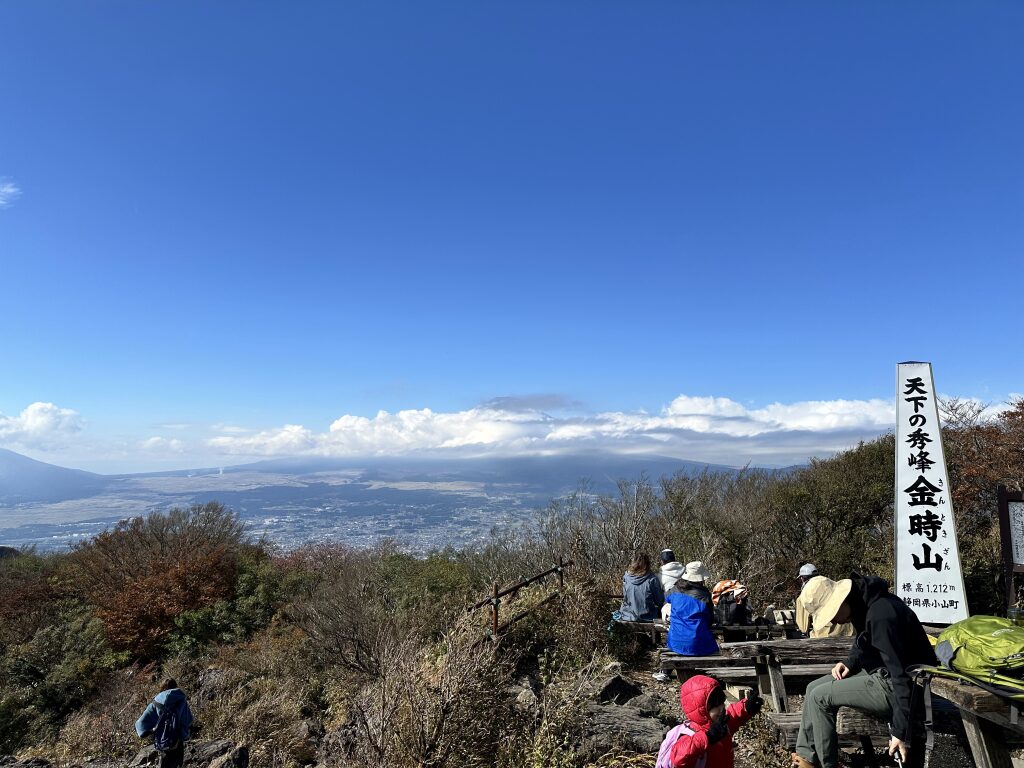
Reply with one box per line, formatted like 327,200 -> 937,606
754,654 -> 788,713
491,581 -> 500,639
998,485 -> 1015,611
557,556 -> 565,591
961,710 -> 1014,768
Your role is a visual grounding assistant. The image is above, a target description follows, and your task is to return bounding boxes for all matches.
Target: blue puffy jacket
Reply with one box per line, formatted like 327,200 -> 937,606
135,688 -> 193,742
666,591 -> 719,656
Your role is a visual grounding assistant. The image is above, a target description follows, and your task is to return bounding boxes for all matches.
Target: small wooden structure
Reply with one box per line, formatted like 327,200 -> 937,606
467,557 -> 571,641
927,675 -> 1024,768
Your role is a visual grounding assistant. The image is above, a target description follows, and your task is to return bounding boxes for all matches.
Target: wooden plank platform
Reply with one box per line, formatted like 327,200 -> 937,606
926,676 -> 1024,768
718,636 -> 852,662
769,708 -> 890,751
690,663 -> 833,685
659,650 -> 752,669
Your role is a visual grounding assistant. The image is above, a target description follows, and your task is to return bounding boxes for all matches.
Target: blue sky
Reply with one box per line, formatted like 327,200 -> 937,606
1,2 -> 1022,473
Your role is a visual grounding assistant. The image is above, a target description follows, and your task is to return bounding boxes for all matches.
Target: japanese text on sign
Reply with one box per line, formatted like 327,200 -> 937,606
895,362 -> 968,623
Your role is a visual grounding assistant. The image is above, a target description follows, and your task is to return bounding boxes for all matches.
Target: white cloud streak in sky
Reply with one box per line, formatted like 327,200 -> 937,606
7,393 -> 1014,471
0,402 -> 83,449
0,179 -> 21,208
206,394 -> 902,466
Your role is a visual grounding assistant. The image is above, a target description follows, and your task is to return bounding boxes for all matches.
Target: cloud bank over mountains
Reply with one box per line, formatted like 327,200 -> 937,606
204,393 -> 899,467
3,392 -> 1011,472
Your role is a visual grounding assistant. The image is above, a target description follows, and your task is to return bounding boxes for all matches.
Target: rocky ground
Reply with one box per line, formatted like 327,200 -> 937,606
580,654 -> 981,768
0,657 -> 991,768
0,741 -> 250,768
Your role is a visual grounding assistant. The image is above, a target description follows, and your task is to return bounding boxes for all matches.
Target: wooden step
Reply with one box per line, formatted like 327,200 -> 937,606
768,709 -> 890,750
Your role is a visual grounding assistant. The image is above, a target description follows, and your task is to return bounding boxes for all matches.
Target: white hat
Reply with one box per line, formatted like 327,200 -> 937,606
682,561 -> 711,583
799,563 -> 818,578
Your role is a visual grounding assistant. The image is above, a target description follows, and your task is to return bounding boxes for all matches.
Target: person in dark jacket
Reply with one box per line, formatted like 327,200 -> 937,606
791,575 -> 936,768
135,678 -> 194,768
662,561 -> 719,657
617,553 -> 665,622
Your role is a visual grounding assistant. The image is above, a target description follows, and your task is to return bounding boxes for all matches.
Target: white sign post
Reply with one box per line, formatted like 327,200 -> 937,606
894,362 -> 969,623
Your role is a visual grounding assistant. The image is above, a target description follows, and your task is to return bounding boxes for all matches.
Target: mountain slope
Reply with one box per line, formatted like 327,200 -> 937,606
0,448 -> 109,503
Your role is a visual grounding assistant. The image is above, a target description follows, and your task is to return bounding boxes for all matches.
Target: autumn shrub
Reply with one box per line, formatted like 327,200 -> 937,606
70,503 -> 245,659
0,549 -> 62,651
166,544 -> 288,655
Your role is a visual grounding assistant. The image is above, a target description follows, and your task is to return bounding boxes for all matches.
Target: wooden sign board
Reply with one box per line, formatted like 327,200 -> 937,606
998,485 -> 1024,608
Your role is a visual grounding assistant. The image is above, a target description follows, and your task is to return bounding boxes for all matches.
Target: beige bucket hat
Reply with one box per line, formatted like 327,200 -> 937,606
796,576 -> 853,632
681,561 -> 711,583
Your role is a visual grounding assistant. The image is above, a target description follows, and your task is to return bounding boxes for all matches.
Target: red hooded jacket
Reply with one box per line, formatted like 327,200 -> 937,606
668,675 -> 755,768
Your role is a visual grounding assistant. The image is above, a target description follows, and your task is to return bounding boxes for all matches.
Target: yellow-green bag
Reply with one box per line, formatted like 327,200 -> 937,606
936,615 -> 1024,685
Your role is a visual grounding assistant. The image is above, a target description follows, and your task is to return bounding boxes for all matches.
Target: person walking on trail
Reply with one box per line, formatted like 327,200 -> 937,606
662,561 -> 718,657
135,677 -> 194,768
655,674 -> 763,768
659,549 -> 685,593
798,563 -> 819,589
790,575 -> 936,768
796,575 -> 855,638
617,553 -> 665,622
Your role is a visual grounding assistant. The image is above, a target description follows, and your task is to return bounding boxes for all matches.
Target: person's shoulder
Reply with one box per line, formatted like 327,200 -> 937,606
868,593 -> 907,621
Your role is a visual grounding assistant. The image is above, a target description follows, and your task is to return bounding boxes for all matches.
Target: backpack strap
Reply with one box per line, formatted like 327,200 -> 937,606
656,721 -> 708,768
909,666 -> 935,767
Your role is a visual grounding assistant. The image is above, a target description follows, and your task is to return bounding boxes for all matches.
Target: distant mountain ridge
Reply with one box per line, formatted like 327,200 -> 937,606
0,448 -> 109,503
0,448 -> 757,552
0,448 -> 747,504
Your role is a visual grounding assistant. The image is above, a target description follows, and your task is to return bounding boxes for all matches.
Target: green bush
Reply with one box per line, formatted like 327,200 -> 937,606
166,546 -> 285,655
0,600 -> 128,751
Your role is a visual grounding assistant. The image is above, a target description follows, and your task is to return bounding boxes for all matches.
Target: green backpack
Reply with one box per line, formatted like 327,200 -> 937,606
936,615 -> 1024,686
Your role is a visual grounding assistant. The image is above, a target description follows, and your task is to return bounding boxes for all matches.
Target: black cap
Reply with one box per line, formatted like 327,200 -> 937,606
660,549 -> 676,563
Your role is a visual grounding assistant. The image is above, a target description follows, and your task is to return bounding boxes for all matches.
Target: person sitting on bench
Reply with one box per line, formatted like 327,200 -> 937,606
662,561 -> 718,656
798,562 -> 819,589
659,549 -> 685,593
616,552 -> 664,622
796,575 -> 855,639
790,574 -> 936,768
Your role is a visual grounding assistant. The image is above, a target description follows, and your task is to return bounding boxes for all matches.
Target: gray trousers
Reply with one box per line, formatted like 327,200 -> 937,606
795,671 -> 894,768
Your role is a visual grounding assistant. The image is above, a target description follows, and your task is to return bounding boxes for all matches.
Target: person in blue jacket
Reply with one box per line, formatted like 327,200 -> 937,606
135,677 -> 194,768
662,561 -> 719,656
617,553 -> 665,621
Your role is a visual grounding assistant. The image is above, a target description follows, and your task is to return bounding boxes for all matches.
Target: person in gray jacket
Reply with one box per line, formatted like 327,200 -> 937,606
617,553 -> 665,621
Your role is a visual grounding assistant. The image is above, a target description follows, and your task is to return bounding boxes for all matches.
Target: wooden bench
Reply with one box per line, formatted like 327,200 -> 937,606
711,623 -> 800,641
769,708 -> 890,767
925,675 -> 1024,768
612,619 -> 666,644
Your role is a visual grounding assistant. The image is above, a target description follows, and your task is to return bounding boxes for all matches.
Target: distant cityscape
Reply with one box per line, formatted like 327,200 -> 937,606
0,449 -> 738,552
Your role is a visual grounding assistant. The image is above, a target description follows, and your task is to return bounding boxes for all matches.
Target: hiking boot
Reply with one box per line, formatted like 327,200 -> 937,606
790,753 -> 815,768
652,671 -> 670,683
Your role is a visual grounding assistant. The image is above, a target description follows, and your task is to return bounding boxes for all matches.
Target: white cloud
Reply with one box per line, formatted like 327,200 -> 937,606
0,179 -> 21,209
206,393 -> 901,466
0,402 -> 83,450
140,436 -> 187,453
210,424 -> 250,434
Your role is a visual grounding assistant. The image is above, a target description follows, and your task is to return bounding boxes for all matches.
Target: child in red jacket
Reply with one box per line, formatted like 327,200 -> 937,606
657,675 -> 763,768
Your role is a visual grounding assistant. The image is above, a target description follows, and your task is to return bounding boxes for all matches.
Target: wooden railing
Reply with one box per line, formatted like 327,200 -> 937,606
467,557 -> 572,640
